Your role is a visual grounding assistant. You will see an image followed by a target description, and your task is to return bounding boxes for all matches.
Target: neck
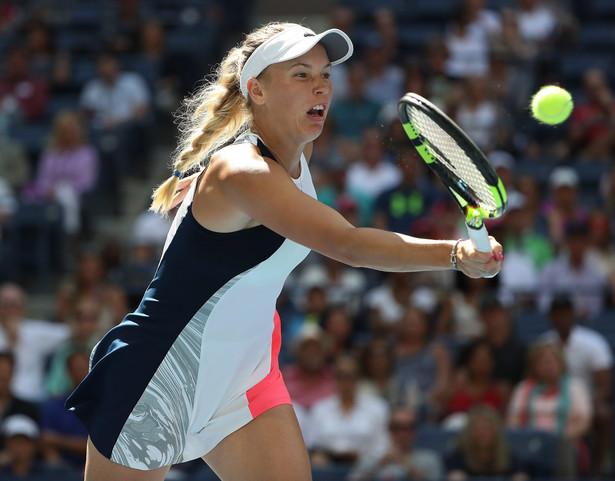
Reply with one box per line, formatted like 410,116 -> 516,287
251,120 -> 305,177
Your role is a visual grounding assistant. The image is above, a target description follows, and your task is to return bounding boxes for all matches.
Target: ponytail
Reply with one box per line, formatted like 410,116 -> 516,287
150,22 -> 297,214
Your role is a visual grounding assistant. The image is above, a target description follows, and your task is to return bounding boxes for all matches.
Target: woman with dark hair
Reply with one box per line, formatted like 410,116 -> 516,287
443,339 -> 509,424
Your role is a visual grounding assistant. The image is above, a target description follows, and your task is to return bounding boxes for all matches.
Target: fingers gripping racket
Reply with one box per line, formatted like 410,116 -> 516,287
398,93 -> 507,253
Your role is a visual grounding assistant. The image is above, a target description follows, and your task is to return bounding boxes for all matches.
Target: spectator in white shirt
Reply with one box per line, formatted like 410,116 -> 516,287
514,0 -> 557,45
80,51 -> 151,210
0,283 -> 69,403
345,128 -> 401,225
537,221 -> 607,321
540,296 -> 612,475
309,354 -> 390,467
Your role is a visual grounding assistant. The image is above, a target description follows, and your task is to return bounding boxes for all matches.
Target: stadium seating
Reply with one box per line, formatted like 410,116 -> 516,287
513,309 -> 551,345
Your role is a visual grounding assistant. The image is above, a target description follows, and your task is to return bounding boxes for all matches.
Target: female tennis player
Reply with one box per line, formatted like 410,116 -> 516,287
66,22 -> 503,481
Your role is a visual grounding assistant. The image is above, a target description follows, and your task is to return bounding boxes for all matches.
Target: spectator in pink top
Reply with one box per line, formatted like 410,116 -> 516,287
507,341 -> 592,475
282,325 -> 335,410
29,110 -> 98,236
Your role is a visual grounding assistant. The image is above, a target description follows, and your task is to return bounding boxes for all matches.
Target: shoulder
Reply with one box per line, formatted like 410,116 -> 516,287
573,326 -> 610,347
208,141 -> 287,190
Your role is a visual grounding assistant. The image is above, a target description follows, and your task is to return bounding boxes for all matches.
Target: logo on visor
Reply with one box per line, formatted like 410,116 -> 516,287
304,33 -> 315,37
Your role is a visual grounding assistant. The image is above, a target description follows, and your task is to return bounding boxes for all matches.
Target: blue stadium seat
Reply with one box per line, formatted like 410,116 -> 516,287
513,309 -> 551,345
56,29 -> 103,55
6,202 -> 64,285
45,93 -> 80,119
592,0 -> 615,18
8,122 -> 50,159
559,53 -> 613,85
398,24 -> 445,50
414,425 -> 458,455
507,429 -> 558,477
577,23 -> 615,52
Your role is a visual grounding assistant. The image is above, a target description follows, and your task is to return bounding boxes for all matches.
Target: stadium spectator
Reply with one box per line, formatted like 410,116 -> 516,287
542,166 -> 587,249
0,353 -> 38,450
350,407 -> 444,481
372,147 -> 434,236
0,46 -> 48,121
436,273 -> 491,339
53,249 -> 128,330
513,0 -> 557,48
443,339 -> 510,424
586,210 -> 615,280
445,406 -> 529,480
0,283 -> 69,403
497,192 -> 550,305
134,19 -> 198,125
465,0 -> 502,39
478,294 -> 527,387
359,338 -> 398,404
22,20 -> 71,92
568,68 -> 615,160
282,324 -> 335,410
0,177 -> 16,239
365,272 -> 413,336
424,38 -> 455,110
454,75 -> 499,151
0,128 -> 29,193
507,341 -> 591,476
539,296 -> 613,475
537,220 -> 607,320
393,307 -> 452,421
45,297 -> 102,398
0,414 -> 67,477
320,305 -> 354,362
444,7 -> 490,79
26,110 -> 99,237
293,255 -> 367,318
328,61 -> 380,144
362,32 -> 404,105
40,351 -> 89,471
309,354 -> 390,467
345,128 -> 401,225
79,50 -> 150,207
103,0 -> 154,55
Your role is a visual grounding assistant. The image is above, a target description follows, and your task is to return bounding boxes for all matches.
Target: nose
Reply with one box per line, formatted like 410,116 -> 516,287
314,77 -> 330,96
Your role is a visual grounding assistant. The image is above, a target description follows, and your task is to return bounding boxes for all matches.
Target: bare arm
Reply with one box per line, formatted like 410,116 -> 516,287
194,145 -> 503,277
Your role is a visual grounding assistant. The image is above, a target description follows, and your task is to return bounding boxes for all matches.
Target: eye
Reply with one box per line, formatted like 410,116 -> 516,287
295,72 -> 308,78
322,72 -> 331,80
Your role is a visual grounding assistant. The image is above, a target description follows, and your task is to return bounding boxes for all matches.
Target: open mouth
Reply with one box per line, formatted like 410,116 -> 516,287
307,104 -> 326,117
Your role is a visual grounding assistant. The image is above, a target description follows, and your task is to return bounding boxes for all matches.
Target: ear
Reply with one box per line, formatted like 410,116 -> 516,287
247,78 -> 266,105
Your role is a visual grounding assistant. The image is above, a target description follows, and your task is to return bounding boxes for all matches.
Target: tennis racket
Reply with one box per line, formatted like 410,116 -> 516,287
397,92 -> 507,254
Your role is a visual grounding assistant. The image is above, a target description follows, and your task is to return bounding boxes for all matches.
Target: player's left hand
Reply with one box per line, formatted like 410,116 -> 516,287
455,237 -> 503,278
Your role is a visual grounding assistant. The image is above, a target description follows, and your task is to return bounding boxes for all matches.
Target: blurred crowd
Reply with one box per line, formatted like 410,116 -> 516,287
0,0 -> 615,480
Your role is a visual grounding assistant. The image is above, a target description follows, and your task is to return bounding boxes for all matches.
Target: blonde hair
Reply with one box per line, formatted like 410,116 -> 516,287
49,110 -> 87,149
526,341 -> 566,378
150,22 -> 299,213
458,406 -> 511,474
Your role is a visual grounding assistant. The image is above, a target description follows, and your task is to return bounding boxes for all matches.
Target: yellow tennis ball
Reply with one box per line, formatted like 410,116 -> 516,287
531,85 -> 574,125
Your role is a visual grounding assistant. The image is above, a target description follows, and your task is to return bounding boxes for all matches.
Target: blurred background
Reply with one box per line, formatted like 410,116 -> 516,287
0,0 -> 615,480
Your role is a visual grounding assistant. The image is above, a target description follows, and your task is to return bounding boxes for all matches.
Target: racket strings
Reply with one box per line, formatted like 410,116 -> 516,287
408,107 -> 498,210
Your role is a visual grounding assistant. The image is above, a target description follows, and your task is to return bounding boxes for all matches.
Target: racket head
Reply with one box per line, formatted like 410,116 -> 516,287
397,93 -> 507,229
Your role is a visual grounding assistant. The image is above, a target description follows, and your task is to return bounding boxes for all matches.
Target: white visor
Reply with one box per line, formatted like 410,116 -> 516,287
240,25 -> 354,98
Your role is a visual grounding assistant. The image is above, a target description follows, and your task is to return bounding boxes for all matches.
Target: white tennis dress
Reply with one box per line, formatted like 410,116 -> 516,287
66,133 -> 316,469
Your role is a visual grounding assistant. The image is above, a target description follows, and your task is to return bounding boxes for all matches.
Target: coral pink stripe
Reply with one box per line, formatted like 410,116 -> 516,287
246,310 -> 291,417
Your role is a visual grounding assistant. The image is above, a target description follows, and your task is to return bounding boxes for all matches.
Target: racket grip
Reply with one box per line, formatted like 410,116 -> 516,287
466,223 -> 492,253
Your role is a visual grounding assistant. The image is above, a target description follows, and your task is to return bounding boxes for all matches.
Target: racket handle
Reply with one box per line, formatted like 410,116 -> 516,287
466,223 -> 491,253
